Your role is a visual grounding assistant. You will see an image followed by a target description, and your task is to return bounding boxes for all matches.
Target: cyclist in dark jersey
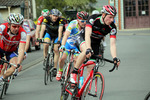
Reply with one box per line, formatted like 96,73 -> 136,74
70,5 -> 121,84
40,9 -> 65,76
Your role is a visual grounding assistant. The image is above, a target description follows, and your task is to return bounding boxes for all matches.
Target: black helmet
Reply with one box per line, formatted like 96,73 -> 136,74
77,11 -> 89,20
50,9 -> 60,16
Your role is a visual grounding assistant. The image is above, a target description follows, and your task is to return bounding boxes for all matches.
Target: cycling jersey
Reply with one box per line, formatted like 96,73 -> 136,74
42,16 -> 65,37
86,14 -> 117,43
0,23 -> 26,52
37,16 -> 44,25
66,20 -> 82,47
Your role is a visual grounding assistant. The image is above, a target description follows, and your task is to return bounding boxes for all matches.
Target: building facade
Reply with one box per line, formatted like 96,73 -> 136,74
109,0 -> 150,29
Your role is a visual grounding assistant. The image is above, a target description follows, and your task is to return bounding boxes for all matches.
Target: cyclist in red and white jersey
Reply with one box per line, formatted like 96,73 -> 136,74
0,13 -> 26,81
35,9 -> 50,45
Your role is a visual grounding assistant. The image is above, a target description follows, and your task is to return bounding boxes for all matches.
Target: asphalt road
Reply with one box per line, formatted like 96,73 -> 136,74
2,32 -> 150,100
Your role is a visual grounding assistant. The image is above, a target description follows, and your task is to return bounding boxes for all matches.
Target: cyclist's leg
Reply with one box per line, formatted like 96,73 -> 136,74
43,33 -> 51,58
53,37 -> 60,69
56,42 -> 70,81
2,51 -> 18,79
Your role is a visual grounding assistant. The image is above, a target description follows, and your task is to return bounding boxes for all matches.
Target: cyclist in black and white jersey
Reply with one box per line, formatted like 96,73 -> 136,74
70,5 -> 121,84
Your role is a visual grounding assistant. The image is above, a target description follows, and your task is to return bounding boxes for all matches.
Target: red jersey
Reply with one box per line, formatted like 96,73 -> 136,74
37,16 -> 44,25
0,23 -> 27,52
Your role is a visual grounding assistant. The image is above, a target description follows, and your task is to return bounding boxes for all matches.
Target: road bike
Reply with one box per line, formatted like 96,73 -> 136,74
0,58 -> 19,99
60,49 -> 80,86
38,39 -> 57,85
60,55 -> 117,100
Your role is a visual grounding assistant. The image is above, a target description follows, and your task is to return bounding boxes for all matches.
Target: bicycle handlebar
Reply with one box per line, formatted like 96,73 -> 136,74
0,58 -> 18,68
92,55 -> 117,72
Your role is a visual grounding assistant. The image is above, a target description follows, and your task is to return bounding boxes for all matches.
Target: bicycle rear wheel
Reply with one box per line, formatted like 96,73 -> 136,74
82,72 -> 105,100
44,54 -> 50,85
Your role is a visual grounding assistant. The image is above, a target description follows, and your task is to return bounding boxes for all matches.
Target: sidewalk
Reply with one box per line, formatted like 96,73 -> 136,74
118,28 -> 150,35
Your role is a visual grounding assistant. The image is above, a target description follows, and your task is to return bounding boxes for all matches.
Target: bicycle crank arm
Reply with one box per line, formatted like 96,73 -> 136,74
88,93 -> 97,97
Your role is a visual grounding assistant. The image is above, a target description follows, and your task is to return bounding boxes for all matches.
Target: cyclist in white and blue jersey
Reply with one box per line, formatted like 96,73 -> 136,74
56,11 -> 89,81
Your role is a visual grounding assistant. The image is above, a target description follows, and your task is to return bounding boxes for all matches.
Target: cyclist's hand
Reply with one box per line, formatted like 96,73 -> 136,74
59,45 -> 65,52
56,41 -> 61,47
37,38 -> 42,43
86,48 -> 93,58
113,57 -> 121,67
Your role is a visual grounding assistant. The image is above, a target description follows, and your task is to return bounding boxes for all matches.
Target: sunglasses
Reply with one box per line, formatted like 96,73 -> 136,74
79,20 -> 87,23
11,25 -> 21,29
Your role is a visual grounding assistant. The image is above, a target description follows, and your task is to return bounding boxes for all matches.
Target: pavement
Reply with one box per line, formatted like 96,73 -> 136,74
118,28 -> 150,35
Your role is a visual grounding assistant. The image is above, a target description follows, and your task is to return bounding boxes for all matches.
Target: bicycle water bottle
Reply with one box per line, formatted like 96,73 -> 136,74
79,76 -> 84,89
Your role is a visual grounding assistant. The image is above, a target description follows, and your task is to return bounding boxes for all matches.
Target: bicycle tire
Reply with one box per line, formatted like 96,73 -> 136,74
44,54 -> 50,85
82,72 -> 105,100
0,83 -> 6,99
60,62 -> 73,100
145,91 -> 150,100
49,53 -> 54,82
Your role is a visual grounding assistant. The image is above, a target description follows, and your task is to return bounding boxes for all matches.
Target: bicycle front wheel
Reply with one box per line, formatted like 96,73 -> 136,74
82,72 -> 105,100
145,91 -> 150,100
44,54 -> 50,85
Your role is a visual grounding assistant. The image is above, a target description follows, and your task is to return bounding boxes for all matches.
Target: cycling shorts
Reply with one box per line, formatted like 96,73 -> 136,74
64,41 -> 79,56
0,48 -> 18,61
44,32 -> 60,43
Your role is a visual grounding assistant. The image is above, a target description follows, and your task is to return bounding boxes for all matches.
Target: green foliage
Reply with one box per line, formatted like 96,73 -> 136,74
36,0 -> 97,17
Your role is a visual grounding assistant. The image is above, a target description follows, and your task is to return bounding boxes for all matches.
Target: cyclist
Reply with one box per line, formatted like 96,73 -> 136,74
70,5 -> 121,84
40,8 -> 65,77
35,9 -> 50,46
56,11 -> 89,81
0,13 -> 26,81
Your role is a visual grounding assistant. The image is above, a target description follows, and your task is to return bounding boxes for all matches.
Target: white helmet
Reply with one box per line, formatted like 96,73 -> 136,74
92,10 -> 100,15
8,13 -> 24,24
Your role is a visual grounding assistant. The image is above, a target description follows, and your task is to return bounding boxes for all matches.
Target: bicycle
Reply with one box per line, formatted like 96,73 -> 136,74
38,39 -> 57,85
145,91 -> 150,100
0,58 -> 19,99
98,42 -> 105,67
60,49 -> 80,91
60,55 -> 117,100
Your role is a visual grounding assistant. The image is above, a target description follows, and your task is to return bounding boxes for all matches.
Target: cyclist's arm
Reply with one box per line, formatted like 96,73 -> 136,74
40,24 -> 46,39
61,30 -> 70,46
110,38 -> 117,58
58,25 -> 63,41
85,26 -> 92,49
25,35 -> 31,52
17,42 -> 26,64
35,25 -> 41,39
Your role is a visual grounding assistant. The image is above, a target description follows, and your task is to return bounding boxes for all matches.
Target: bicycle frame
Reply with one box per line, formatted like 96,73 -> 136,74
65,61 -> 96,98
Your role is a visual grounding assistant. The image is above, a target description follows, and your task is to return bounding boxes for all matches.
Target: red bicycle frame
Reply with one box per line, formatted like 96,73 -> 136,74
65,61 -> 96,98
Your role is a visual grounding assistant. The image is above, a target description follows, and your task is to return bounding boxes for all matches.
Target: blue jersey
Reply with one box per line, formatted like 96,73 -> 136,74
66,20 -> 81,47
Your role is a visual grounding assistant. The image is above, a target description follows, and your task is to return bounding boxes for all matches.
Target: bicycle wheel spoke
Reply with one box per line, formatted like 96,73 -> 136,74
82,72 -> 104,100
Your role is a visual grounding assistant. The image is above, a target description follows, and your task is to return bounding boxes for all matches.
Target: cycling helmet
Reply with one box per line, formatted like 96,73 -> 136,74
77,11 -> 89,20
41,9 -> 50,17
8,13 -> 24,24
101,5 -> 117,16
92,10 -> 100,15
50,9 -> 60,16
